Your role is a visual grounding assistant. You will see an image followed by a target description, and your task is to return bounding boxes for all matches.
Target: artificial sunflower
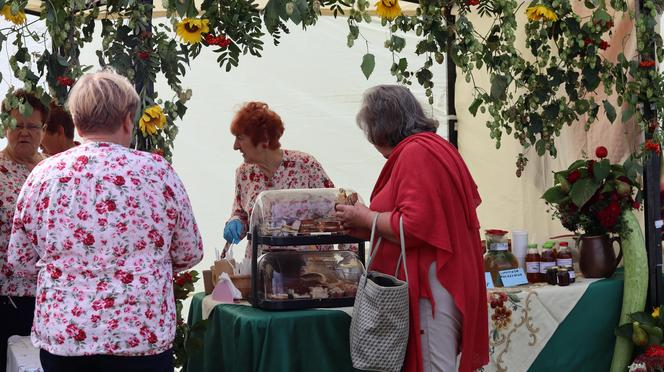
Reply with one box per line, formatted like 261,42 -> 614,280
175,18 -> 209,45
525,5 -> 558,22
1,5 -> 26,25
653,307 -> 661,319
375,0 -> 401,20
139,105 -> 167,136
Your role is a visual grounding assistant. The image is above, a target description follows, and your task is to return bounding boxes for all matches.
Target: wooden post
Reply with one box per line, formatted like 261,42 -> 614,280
636,0 -> 663,308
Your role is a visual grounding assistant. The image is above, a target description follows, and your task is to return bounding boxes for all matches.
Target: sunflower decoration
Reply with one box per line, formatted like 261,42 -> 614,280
375,0 -> 401,20
176,18 -> 210,45
525,5 -> 558,22
139,105 -> 167,136
1,4 -> 26,25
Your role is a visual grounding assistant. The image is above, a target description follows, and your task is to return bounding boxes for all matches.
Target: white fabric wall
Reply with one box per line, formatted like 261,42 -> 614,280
0,16 -> 446,269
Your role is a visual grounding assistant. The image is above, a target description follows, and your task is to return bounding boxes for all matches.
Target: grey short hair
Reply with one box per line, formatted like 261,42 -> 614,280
67,68 -> 139,134
356,85 -> 438,147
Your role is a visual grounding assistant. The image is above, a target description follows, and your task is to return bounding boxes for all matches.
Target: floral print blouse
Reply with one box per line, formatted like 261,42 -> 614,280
6,142 -> 203,356
229,149 -> 334,238
0,151 -> 43,296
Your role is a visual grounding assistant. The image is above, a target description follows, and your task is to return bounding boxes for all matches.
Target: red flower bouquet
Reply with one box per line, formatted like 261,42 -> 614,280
542,147 -> 642,236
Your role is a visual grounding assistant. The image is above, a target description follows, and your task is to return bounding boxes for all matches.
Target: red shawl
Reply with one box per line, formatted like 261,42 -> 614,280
368,132 -> 488,372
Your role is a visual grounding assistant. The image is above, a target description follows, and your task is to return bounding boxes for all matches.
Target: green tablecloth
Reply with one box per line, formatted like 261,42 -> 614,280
186,295 -> 359,372
187,271 -> 625,372
528,270 -> 624,372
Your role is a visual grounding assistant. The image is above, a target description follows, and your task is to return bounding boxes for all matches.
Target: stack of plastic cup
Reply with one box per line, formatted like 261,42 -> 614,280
511,230 -> 529,269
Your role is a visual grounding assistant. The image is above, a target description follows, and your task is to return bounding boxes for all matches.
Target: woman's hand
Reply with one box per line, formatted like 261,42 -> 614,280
335,203 -> 375,231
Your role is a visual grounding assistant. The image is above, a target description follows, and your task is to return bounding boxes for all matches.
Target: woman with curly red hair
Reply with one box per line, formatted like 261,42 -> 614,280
223,102 -> 335,254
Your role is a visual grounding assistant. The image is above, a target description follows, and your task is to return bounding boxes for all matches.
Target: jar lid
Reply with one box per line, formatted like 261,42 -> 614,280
559,242 -> 569,247
527,243 -> 538,248
558,267 -> 568,272
546,266 -> 559,272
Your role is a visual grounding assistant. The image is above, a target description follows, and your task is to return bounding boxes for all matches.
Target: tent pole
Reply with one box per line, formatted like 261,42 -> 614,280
134,0 -> 154,98
636,0 -> 663,309
444,8 -> 458,148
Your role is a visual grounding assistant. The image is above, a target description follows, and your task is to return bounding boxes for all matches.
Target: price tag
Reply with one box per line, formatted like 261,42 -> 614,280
498,268 -> 529,287
484,272 -> 494,289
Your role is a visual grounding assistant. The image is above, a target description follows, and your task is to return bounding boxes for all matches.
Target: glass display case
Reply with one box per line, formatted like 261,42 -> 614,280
249,188 -> 363,237
249,188 -> 367,310
253,250 -> 364,310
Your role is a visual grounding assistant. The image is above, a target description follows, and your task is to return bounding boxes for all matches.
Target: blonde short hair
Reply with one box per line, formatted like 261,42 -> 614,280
67,69 -> 139,134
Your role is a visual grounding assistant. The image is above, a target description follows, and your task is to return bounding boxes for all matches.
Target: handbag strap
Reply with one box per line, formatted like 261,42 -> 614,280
366,212 -> 383,271
395,216 -> 409,283
365,213 -> 409,283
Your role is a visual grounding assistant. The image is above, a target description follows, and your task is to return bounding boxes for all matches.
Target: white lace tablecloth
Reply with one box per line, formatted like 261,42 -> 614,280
6,335 -> 42,372
483,277 -> 600,372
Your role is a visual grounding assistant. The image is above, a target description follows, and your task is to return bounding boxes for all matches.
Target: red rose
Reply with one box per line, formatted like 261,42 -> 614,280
599,41 -> 609,50
122,272 -> 134,284
71,306 -> 83,317
59,177 -> 71,183
47,264 -> 62,279
163,185 -> 175,200
74,329 -> 86,342
0,165 -> 7,173
584,38 -> 593,46
566,170 -> 582,184
149,229 -> 165,247
113,176 -> 125,186
103,297 -> 114,308
128,337 -> 140,348
106,200 -> 116,212
83,233 -> 95,246
467,0 -> 480,5
595,146 -> 608,158
137,51 -> 150,60
147,332 -> 158,344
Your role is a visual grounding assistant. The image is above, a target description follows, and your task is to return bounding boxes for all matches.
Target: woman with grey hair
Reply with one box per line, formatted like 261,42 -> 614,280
336,85 -> 488,372
7,69 -> 203,371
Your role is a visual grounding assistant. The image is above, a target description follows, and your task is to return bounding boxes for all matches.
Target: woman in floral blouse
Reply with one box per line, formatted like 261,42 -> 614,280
7,70 -> 203,372
0,90 -> 48,372
222,101 -> 335,256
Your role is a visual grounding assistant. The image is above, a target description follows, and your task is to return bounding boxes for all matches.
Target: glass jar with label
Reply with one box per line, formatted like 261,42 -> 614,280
556,242 -> 575,283
483,229 -> 519,287
525,243 -> 541,283
540,242 -> 557,278
557,267 -> 571,286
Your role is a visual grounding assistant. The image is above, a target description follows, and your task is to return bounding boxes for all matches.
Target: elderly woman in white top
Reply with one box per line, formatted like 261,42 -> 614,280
7,70 -> 203,372
0,90 -> 48,372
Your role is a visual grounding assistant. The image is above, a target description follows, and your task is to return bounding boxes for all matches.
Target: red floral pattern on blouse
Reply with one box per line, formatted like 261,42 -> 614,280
0,151 -> 43,296
6,142 -> 203,356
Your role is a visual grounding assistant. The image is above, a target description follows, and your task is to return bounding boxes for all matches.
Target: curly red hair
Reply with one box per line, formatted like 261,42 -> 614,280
230,102 -> 284,149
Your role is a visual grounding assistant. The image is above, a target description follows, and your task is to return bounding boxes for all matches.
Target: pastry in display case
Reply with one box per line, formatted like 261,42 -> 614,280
252,250 -> 364,310
249,188 -> 362,237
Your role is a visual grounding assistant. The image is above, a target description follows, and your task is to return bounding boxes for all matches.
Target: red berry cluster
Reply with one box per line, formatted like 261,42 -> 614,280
205,34 -> 231,47
56,76 -> 75,87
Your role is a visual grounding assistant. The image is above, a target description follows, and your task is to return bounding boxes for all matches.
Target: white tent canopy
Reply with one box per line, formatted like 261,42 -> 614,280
1,12 -> 447,269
